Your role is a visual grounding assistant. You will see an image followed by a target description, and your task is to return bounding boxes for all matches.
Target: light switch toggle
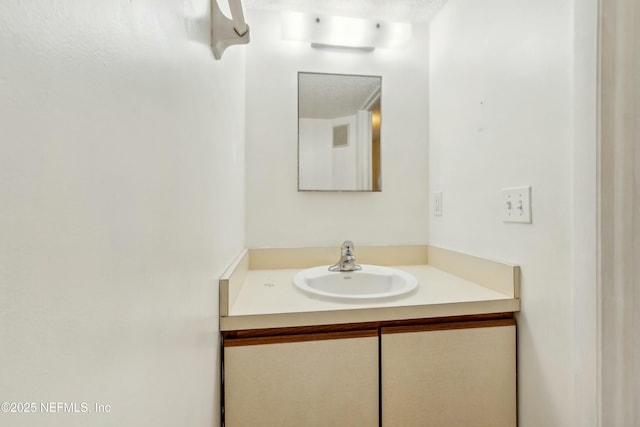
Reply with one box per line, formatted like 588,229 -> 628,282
433,192 -> 443,216
502,186 -> 532,223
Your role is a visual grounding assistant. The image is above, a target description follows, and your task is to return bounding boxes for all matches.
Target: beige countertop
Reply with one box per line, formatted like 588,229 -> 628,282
220,246 -> 521,331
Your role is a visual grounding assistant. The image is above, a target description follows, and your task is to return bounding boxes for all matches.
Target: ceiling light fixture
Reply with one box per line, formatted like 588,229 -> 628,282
281,12 -> 412,51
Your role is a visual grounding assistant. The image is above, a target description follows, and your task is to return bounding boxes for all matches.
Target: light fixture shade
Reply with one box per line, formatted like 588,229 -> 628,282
281,12 -> 412,50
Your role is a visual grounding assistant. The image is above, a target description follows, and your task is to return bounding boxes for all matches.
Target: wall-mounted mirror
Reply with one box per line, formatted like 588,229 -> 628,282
298,72 -> 382,192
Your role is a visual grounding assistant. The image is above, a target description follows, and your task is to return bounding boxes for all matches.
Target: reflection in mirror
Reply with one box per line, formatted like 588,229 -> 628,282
298,72 -> 382,192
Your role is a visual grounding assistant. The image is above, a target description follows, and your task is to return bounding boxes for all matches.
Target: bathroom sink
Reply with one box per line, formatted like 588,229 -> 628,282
293,265 -> 418,300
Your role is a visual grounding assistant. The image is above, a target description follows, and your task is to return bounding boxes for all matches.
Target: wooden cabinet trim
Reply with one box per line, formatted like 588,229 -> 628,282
224,329 -> 378,347
222,313 -> 516,347
381,318 -> 516,335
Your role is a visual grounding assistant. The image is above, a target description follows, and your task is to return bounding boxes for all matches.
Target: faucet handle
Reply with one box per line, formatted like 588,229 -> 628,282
341,240 -> 355,255
329,240 -> 361,272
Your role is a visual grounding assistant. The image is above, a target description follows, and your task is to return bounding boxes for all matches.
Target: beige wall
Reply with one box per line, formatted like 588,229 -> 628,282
244,9 -> 430,248
599,0 -> 640,423
428,0 -> 598,425
0,1 -> 245,426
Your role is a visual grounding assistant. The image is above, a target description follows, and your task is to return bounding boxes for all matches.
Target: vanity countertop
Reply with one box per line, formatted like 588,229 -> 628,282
220,246 -> 520,331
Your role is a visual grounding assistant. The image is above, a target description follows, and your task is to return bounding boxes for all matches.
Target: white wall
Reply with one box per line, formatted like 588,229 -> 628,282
299,118 -> 333,189
330,115 -> 358,190
428,0 -> 597,425
245,9 -> 430,248
0,1 -> 245,426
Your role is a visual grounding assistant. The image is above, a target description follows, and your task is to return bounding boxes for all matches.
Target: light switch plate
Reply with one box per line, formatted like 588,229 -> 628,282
433,192 -> 443,216
502,186 -> 531,223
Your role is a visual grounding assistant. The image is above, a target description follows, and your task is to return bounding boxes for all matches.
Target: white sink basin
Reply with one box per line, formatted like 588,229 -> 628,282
293,264 -> 418,300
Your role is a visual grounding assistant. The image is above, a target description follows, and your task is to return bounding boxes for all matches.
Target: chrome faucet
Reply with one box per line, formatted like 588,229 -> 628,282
329,240 -> 362,272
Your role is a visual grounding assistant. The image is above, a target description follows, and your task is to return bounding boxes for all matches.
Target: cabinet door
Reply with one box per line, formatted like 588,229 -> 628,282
224,330 -> 379,427
381,321 -> 516,427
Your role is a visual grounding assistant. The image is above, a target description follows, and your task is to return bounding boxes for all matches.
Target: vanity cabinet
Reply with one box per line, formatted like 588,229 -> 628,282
223,315 -> 516,427
223,330 -> 379,427
381,319 -> 517,426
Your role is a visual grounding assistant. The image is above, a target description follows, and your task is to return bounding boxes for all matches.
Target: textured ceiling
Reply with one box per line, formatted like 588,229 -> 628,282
299,73 -> 381,119
243,0 -> 448,22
